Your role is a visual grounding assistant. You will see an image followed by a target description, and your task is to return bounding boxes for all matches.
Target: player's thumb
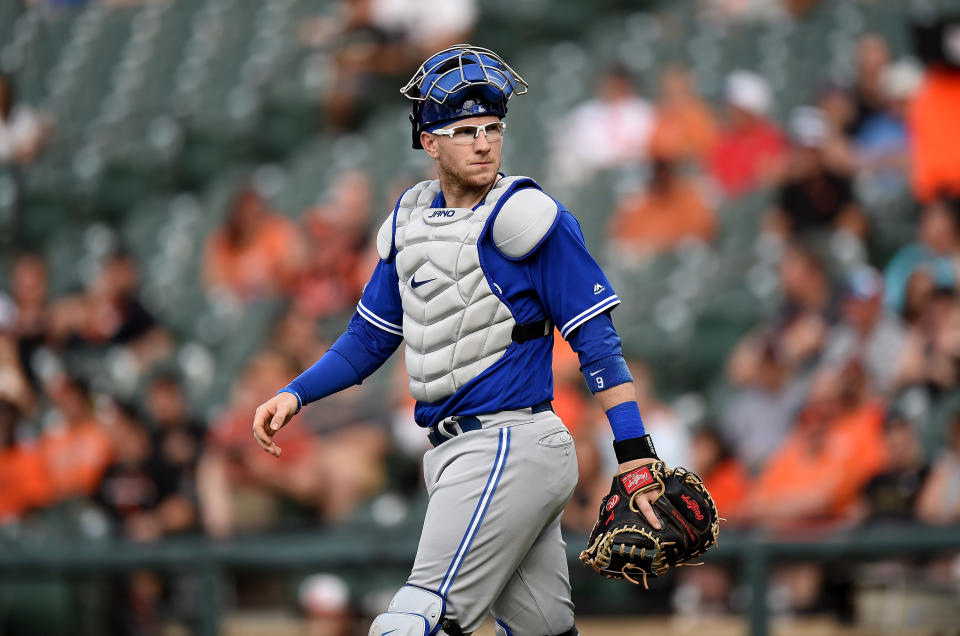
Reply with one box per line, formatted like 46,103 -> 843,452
270,408 -> 286,432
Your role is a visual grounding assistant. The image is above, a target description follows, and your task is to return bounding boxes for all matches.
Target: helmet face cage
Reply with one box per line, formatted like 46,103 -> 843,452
402,44 -> 528,148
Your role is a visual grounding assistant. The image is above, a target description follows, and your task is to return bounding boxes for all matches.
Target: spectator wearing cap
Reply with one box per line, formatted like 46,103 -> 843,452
818,265 -> 907,394
299,572 -> 356,636
766,107 -> 867,239
549,64 -> 655,187
709,70 -> 787,198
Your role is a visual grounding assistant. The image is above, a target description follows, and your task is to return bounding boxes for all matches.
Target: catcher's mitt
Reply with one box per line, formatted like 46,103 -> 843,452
579,461 -> 719,587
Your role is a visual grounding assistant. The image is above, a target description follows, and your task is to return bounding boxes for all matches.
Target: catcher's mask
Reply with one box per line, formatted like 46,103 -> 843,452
401,44 -> 528,149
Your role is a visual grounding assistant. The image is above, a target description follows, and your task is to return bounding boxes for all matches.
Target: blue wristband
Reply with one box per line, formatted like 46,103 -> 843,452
605,401 -> 646,441
581,354 -> 633,394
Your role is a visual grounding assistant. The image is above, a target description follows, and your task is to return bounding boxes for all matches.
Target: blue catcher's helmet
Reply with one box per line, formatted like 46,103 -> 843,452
401,44 -> 528,149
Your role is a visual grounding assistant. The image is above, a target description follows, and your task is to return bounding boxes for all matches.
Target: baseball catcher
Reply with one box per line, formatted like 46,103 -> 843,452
580,459 -> 720,586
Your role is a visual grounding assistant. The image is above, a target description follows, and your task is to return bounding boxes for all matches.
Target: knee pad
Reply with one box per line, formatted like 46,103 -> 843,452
494,619 -> 577,636
369,585 -> 449,636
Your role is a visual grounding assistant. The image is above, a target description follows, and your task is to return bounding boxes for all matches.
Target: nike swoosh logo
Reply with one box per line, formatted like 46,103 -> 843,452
381,631 -> 397,636
411,277 -> 436,289
589,368 -> 605,376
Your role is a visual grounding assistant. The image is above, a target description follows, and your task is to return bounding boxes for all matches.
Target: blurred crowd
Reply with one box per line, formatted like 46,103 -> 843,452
3,0 -> 960,632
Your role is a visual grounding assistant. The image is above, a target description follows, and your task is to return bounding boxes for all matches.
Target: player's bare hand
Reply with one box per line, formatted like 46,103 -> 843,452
617,458 -> 663,530
252,392 -> 299,457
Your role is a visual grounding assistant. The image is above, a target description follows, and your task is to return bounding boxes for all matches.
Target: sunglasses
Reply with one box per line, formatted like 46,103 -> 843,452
431,121 -> 506,145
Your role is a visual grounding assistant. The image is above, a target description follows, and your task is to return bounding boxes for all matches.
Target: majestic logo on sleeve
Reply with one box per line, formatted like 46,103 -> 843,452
681,494 -> 704,520
593,283 -> 606,295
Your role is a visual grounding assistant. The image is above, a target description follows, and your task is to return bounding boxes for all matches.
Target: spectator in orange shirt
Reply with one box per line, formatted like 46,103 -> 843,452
0,398 -> 52,522
40,375 -> 113,502
608,158 -> 716,261
648,64 -> 718,163
744,363 -> 887,530
203,184 -> 305,302
908,68 -> 960,202
690,428 -> 748,526
709,70 -> 786,198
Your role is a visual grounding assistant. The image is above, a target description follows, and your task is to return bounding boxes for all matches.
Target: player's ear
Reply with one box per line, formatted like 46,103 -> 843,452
421,131 -> 440,159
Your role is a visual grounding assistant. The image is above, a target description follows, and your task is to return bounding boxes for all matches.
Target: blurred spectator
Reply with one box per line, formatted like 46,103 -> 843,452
883,195 -> 960,315
908,64 -> 960,201
0,398 -> 52,523
608,157 -> 716,260
203,184 -> 305,302
709,70 -> 786,197
916,413 -> 960,525
766,107 -> 867,239
722,244 -> 835,469
857,415 -> 929,525
744,364 -> 887,530
198,351 -> 322,537
648,64 -> 718,163
48,253 -> 171,373
722,332 -> 810,471
690,428 -> 748,525
853,61 -> 921,200
818,265 -> 906,394
299,573 -> 357,636
8,253 -> 49,385
40,375 -> 113,503
628,361 -> 691,468
97,399 -> 195,542
0,72 -> 52,165
199,350 -> 387,536
270,306 -> 329,373
549,64 -> 655,187
551,332 -> 588,437
296,171 -> 373,319
895,287 -> 960,395
849,34 -> 893,137
0,302 -> 35,416
144,372 -> 205,493
813,85 -> 858,175
368,0 -> 477,57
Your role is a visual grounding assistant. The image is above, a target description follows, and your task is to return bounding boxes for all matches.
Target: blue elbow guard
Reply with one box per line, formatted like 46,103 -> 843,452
581,354 -> 633,394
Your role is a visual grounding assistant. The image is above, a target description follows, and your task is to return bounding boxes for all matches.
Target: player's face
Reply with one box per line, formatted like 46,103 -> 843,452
422,115 -> 503,190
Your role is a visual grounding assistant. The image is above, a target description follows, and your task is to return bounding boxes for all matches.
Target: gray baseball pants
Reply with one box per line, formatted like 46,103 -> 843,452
408,408 -> 579,635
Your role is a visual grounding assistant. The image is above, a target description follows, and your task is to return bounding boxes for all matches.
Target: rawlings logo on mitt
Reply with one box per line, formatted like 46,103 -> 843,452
579,461 -> 720,587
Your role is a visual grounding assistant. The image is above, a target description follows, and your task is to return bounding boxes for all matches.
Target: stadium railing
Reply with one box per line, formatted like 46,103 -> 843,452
1,523 -> 958,636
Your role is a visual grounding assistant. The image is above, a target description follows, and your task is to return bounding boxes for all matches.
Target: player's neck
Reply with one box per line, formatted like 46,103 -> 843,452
438,175 -> 498,209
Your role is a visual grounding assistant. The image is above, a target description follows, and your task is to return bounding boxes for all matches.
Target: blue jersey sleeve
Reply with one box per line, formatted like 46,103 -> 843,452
356,258 -> 404,337
529,211 -> 621,339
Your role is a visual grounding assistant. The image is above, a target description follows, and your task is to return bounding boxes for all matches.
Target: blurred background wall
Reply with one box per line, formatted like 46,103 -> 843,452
2,0 -> 960,634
